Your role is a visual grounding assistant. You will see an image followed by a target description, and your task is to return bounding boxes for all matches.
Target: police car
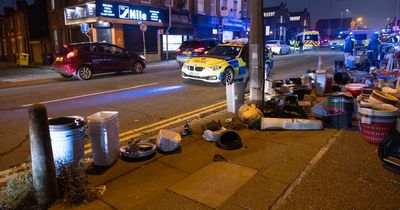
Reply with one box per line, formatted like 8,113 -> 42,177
181,43 -> 273,84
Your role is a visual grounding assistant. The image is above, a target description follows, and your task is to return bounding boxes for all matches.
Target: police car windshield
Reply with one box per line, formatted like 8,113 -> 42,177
206,46 -> 242,59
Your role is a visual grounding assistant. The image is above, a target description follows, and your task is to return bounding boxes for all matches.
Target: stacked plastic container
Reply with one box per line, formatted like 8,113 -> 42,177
87,111 -> 120,166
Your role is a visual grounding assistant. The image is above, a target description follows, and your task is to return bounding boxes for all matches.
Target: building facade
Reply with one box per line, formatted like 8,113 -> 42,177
287,9 -> 311,40
46,0 -> 248,62
0,7 -> 28,62
263,2 -> 290,41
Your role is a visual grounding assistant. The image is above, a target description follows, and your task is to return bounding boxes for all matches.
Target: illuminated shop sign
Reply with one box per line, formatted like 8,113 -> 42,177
96,1 -> 166,23
64,2 -> 96,24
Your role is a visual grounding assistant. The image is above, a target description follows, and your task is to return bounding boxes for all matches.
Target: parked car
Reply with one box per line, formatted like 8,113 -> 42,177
181,43 -> 274,85
176,38 -> 220,67
265,40 -> 291,55
320,39 -> 330,48
53,42 -> 146,80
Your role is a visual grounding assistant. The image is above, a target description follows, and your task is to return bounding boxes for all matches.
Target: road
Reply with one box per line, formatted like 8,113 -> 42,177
0,49 -> 342,171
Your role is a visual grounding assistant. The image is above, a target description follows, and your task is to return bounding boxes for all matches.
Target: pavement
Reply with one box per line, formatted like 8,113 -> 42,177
48,110 -> 400,210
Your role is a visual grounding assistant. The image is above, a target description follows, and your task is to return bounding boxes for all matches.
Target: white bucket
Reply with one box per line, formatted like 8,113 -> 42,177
87,111 -> 120,166
48,116 -> 85,166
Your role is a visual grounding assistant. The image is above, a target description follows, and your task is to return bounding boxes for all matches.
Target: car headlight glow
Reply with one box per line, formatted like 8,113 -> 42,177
204,66 -> 221,71
139,55 -> 146,60
182,64 -> 188,71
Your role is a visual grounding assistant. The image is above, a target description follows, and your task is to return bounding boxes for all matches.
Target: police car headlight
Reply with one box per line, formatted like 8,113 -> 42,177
182,64 -> 188,71
204,66 -> 221,71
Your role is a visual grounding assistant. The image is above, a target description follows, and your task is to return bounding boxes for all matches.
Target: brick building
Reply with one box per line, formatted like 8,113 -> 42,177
0,7 -> 28,62
263,2 -> 290,41
287,8 -> 311,40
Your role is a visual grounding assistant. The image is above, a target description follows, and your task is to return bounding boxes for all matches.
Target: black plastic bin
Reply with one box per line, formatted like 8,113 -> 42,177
42,53 -> 54,65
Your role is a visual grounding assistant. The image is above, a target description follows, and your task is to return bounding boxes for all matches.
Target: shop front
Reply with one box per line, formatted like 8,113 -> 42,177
64,1 -> 167,61
192,15 -> 219,40
220,17 -> 244,43
162,12 -> 194,60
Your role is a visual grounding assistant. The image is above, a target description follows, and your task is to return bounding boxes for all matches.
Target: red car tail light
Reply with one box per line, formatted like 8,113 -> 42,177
193,47 -> 205,53
67,49 -> 78,60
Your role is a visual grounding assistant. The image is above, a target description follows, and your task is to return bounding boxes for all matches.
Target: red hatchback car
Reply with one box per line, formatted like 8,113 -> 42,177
53,42 -> 146,80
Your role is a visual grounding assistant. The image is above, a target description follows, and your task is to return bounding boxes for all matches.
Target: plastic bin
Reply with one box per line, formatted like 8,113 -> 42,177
87,111 -> 120,166
48,116 -> 85,166
17,53 -> 29,66
226,82 -> 246,114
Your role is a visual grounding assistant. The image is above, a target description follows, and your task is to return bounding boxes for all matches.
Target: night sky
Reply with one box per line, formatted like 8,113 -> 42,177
264,0 -> 399,30
0,0 -> 397,30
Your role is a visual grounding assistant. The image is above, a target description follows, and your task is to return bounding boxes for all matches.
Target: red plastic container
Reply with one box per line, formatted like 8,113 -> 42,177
360,122 -> 396,144
345,83 -> 366,98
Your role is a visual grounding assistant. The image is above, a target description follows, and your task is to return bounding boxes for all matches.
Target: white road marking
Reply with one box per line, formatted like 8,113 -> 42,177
21,83 -> 159,107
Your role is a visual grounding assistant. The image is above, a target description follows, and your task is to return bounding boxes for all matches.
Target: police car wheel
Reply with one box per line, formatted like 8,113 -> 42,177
221,68 -> 234,85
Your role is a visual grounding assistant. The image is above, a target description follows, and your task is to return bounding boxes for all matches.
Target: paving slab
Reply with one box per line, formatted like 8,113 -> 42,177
100,162 -> 187,209
135,190 -> 212,210
278,130 -> 400,210
158,138 -> 227,174
221,175 -> 289,210
169,161 -> 257,208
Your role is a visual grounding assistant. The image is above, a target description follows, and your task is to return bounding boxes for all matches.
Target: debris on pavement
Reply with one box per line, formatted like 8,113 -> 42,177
202,127 -> 227,142
213,154 -> 231,162
215,130 -> 243,150
238,104 -> 263,123
201,120 -> 223,131
120,141 -> 157,159
180,121 -> 193,137
156,129 -> 182,153
261,118 -> 323,130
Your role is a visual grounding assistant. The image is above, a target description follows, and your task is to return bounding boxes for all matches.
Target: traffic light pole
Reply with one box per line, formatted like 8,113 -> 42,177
249,0 -> 265,110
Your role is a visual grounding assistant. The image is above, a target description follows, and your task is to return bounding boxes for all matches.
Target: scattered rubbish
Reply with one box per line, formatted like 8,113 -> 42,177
315,70 -> 327,96
261,118 -> 323,130
344,83 -> 366,98
156,129 -> 182,153
390,179 -> 400,185
311,101 -> 328,118
298,100 -> 312,108
181,121 -> 193,137
201,120 -> 222,131
95,185 -> 107,196
202,127 -> 227,142
120,141 -> 157,159
264,95 -> 307,119
215,130 -> 243,150
213,154 -> 230,162
369,90 -> 399,106
225,118 -> 233,123
238,104 -> 263,123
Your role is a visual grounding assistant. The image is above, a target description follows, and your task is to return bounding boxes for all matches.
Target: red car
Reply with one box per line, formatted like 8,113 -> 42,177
53,42 -> 146,80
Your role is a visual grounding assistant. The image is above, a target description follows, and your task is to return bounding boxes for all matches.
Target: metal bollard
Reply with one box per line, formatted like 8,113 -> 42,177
28,104 -> 58,205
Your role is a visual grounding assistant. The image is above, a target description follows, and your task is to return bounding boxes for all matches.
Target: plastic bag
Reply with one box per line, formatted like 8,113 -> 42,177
156,129 -> 181,152
238,104 -> 263,122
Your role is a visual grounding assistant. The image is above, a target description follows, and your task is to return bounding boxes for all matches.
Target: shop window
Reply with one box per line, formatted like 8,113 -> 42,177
123,25 -> 158,54
141,0 -> 151,4
2,39 -> 7,56
2,23 -> 4,36
197,0 -> 204,13
211,0 -> 216,15
264,12 -> 275,17
50,0 -> 55,11
280,16 -> 283,24
97,28 -> 112,43
304,19 -> 307,27
162,35 -> 182,51
11,38 -> 16,55
165,0 -> 173,7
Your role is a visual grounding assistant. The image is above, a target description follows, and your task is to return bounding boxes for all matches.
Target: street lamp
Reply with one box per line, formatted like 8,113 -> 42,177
340,9 -> 350,29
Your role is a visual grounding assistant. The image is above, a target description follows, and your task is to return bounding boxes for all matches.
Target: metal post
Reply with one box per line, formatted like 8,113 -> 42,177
328,0 -> 332,39
340,11 -> 343,29
396,0 -> 399,28
142,31 -> 146,58
249,0 -> 265,110
166,5 -> 172,60
29,104 -> 58,206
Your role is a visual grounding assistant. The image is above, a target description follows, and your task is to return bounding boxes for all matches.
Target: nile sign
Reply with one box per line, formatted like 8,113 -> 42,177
96,1 -> 166,23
